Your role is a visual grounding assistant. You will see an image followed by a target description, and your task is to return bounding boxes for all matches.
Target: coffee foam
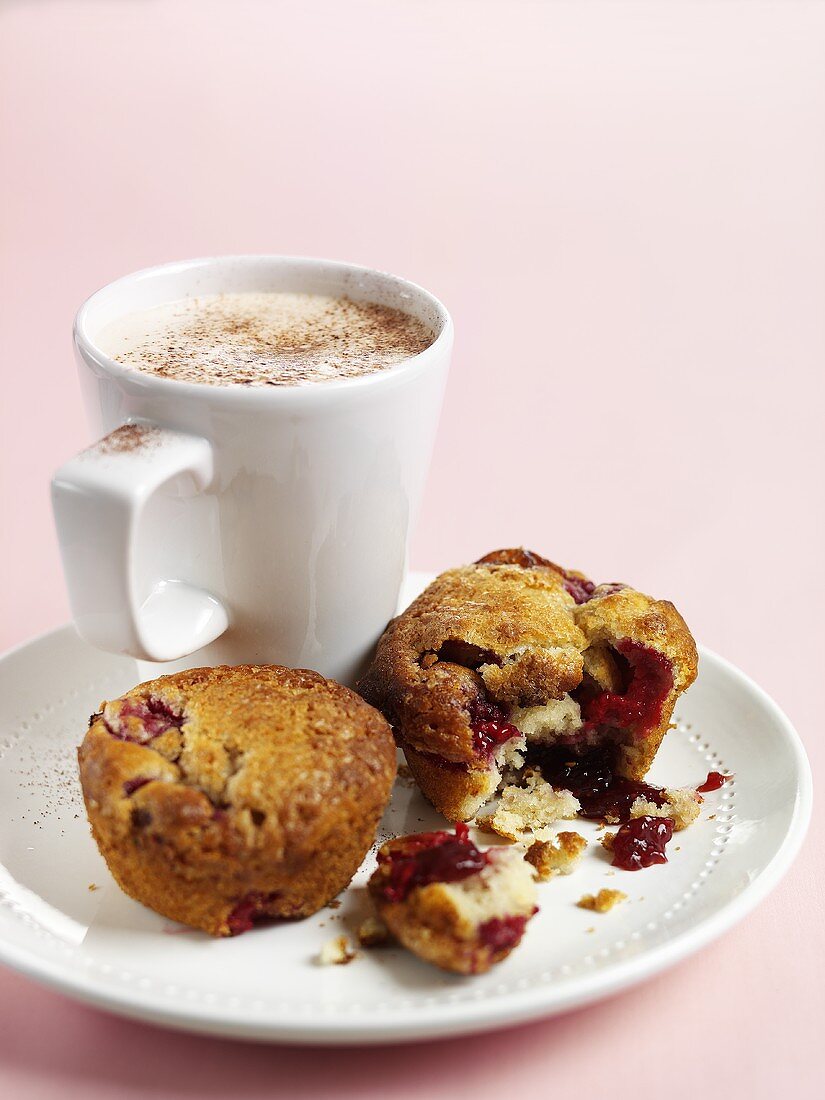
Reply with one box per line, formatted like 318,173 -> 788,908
95,292 -> 434,386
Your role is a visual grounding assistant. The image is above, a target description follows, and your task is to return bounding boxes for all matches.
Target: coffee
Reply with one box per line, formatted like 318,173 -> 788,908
96,291 -> 434,386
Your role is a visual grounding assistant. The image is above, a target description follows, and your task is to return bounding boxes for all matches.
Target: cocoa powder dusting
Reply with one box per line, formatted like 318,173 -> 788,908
96,292 -> 436,387
89,424 -> 161,455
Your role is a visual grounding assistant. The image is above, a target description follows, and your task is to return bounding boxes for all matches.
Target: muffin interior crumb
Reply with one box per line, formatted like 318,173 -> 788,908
477,770 -> 581,841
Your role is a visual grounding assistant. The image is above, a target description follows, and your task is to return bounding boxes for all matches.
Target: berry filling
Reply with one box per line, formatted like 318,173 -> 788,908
593,583 -> 627,598
421,642 -> 671,776
611,815 -> 674,870
468,697 -> 521,759
527,744 -> 668,822
697,770 -> 732,793
581,777 -> 667,822
578,640 -> 673,737
375,823 -> 489,903
478,913 -> 531,952
226,891 -> 280,935
104,697 -> 184,744
123,776 -> 151,796
561,574 -> 596,604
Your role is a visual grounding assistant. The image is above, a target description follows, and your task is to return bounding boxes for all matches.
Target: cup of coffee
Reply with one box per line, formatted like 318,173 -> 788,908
52,255 -> 452,684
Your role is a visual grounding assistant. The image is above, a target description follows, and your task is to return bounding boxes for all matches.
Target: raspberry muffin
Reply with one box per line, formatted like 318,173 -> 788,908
78,665 -> 396,936
359,549 -> 697,821
368,824 -> 538,974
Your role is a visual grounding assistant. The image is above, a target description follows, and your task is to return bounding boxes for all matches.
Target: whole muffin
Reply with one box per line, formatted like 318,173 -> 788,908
78,664 -> 396,936
359,549 -> 697,821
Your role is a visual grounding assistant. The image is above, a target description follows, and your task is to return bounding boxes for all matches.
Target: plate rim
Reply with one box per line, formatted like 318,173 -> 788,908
0,620 -> 813,1044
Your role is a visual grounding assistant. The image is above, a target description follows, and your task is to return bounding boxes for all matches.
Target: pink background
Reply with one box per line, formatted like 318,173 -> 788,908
0,1 -> 822,1096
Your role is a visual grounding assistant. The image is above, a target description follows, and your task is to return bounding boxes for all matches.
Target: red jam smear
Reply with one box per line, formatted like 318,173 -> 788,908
529,744 -> 667,823
376,823 -> 488,903
611,815 -> 674,870
582,777 -> 667,822
468,697 -> 521,758
478,913 -> 531,952
579,640 -> 673,736
697,770 -> 732,793
227,892 -> 279,935
105,697 -> 184,743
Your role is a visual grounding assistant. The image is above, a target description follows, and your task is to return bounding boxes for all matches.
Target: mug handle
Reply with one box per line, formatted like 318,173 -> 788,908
51,422 -> 230,662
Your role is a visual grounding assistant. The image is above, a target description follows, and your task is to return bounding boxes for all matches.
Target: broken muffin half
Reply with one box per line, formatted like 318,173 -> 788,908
359,549 -> 697,822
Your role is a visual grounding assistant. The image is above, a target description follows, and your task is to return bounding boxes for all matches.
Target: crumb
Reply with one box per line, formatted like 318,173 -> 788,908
526,832 -> 587,880
474,814 -> 501,834
317,935 -> 356,966
357,916 -> 390,947
88,883 -> 99,892
708,813 -> 717,820
577,889 -> 627,914
396,764 -> 416,788
327,898 -> 342,910
480,771 -> 580,840
477,815 -> 520,841
601,831 -> 616,853
586,926 -> 595,933
630,787 -> 702,831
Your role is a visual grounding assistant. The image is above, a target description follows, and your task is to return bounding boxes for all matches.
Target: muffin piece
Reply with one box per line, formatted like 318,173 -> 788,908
368,824 -> 538,974
359,549 -> 697,821
629,786 -> 702,831
78,665 -> 396,936
525,832 -> 587,880
477,770 -> 581,841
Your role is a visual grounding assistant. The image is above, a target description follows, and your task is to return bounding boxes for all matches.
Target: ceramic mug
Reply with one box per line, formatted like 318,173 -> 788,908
51,256 -> 452,685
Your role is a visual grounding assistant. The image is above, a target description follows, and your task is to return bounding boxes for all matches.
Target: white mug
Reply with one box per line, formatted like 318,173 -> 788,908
51,256 -> 452,685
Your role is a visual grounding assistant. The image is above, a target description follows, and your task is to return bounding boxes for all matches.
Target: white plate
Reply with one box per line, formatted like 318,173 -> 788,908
0,574 -> 812,1044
